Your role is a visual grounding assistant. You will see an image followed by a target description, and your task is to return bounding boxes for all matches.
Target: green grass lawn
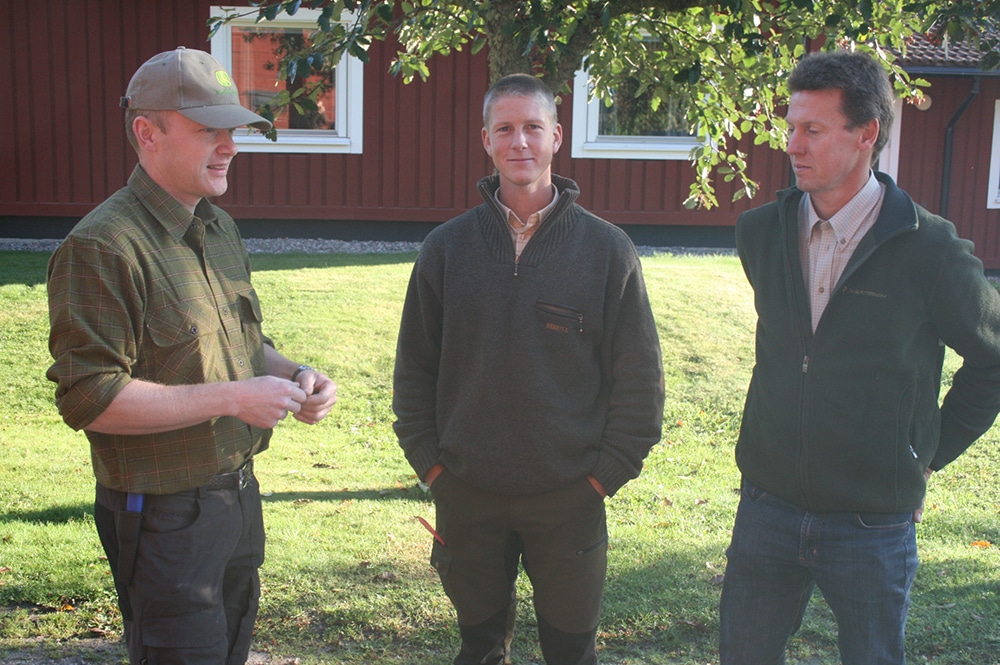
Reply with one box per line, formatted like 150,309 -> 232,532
1,249 -> 998,664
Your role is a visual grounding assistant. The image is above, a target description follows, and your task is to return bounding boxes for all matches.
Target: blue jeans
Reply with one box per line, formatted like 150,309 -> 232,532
719,481 -> 918,665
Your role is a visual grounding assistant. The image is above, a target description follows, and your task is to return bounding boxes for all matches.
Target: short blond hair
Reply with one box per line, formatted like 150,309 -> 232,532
483,74 -> 558,128
124,109 -> 171,153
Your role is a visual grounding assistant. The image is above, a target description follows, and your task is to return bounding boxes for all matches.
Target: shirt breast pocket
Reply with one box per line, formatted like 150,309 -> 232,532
236,290 -> 266,372
144,301 -> 222,382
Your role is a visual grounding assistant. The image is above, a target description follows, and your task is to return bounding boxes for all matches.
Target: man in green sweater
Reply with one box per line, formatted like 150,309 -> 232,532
392,74 -> 665,665
720,50 -> 1000,664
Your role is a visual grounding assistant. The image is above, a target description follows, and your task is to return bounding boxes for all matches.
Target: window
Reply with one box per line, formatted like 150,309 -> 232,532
875,98 -> 903,184
210,6 -> 364,154
570,68 -> 701,160
990,100 -> 1000,209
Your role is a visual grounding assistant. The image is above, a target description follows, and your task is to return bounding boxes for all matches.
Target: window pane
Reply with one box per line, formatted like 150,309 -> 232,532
598,80 -> 692,138
230,25 -> 336,132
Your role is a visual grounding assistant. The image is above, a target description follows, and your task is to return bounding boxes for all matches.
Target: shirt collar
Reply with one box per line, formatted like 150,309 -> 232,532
493,184 -> 559,229
128,165 -> 220,243
804,171 -> 883,242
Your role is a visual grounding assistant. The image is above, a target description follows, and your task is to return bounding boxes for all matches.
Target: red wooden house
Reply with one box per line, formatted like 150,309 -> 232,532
3,1 -> 999,265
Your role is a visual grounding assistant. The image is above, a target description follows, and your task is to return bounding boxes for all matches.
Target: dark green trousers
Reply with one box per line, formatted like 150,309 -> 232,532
430,470 -> 608,665
95,475 -> 264,665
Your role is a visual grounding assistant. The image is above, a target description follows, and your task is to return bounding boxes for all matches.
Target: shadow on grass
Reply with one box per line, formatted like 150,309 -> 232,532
0,486 -> 429,525
263,486 -> 431,504
253,540 -> 730,663
0,638 -> 128,665
3,515 -> 997,662
8,486 -> 999,533
0,252 -> 49,288
908,556 -> 1000,662
0,503 -> 93,525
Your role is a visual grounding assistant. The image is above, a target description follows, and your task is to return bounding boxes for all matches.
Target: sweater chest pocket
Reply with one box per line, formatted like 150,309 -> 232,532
536,301 -> 584,334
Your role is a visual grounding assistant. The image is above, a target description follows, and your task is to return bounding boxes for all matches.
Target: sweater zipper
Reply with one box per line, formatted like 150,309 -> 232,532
514,255 -> 519,277
802,355 -> 809,373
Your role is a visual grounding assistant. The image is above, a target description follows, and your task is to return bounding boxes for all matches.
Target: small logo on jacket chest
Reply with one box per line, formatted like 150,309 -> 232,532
842,286 -> 888,299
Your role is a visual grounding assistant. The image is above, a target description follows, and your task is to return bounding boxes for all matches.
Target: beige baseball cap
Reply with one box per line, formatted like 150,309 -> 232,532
120,47 -> 271,131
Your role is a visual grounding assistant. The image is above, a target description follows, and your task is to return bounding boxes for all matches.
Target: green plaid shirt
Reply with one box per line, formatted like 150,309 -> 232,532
47,166 -> 272,494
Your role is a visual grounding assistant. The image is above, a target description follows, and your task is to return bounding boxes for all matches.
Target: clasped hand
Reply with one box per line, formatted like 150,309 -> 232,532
291,369 -> 338,425
232,376 -> 306,428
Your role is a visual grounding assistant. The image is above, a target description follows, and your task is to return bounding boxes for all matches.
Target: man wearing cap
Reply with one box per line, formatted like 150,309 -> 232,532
46,47 -> 338,665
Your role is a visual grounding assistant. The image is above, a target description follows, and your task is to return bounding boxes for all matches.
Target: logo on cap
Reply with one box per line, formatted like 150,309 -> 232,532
215,71 -> 234,88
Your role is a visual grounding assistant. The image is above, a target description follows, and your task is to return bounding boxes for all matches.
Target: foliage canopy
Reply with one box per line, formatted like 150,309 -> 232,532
211,0 -> 999,208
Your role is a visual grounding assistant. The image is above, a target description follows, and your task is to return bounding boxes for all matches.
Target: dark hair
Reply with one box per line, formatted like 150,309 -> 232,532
482,73 -> 558,127
788,50 -> 895,161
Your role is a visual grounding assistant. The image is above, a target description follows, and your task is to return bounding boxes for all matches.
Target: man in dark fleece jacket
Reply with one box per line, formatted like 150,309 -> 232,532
392,74 -> 664,665
720,51 -> 1000,665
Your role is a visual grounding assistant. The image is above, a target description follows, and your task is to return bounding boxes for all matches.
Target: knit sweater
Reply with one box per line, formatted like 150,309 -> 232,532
393,174 -> 665,497
736,171 -> 1000,512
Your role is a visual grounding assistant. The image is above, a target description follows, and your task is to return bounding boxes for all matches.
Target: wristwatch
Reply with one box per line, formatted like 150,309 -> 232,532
291,365 -> 313,382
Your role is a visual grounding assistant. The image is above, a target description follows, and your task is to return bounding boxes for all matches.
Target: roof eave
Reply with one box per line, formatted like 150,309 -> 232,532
902,64 -> 1000,77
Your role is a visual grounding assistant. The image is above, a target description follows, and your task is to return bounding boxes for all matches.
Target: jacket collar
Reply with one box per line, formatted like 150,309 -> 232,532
777,170 -> 919,248
477,173 -> 581,222
475,174 -> 582,264
868,171 -> 919,244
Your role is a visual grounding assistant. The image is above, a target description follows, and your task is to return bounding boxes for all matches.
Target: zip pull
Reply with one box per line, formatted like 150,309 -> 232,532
802,356 -> 809,373
576,312 -> 583,333
514,256 -> 519,277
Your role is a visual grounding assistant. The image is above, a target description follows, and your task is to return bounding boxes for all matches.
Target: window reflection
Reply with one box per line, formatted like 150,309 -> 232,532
230,25 -> 337,132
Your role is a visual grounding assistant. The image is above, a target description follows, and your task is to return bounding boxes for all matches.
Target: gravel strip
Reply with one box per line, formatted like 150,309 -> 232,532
0,237 -> 422,255
0,237 -> 733,257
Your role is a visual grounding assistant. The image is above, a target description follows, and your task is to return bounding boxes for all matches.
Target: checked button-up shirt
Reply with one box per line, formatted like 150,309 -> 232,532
47,165 -> 272,494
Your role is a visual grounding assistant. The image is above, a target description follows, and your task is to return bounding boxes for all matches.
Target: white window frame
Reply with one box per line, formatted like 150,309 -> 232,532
876,98 -> 903,183
989,100 -> 1000,209
210,6 -> 364,154
570,69 -> 701,161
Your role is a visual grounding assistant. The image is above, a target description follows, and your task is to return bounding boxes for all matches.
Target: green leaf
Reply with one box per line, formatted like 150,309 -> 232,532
377,3 -> 394,23
261,3 -> 281,21
319,6 -> 334,31
348,41 -> 371,63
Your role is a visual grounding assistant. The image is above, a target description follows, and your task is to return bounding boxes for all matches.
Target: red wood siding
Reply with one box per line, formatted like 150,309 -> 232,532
3,1 -> 1000,266
895,75 -> 1000,267
0,0 -> 773,227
